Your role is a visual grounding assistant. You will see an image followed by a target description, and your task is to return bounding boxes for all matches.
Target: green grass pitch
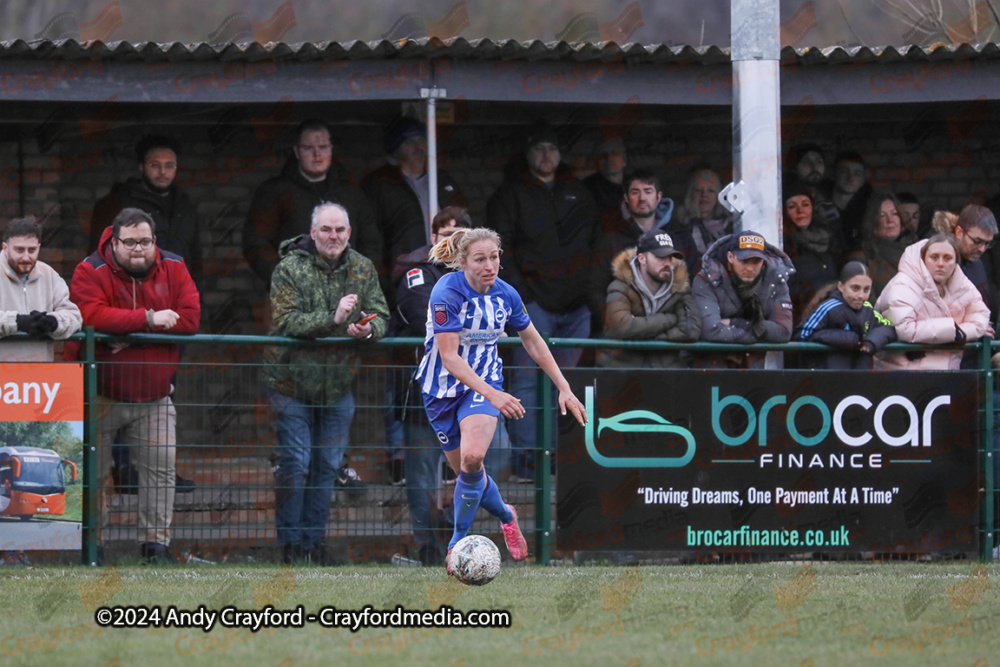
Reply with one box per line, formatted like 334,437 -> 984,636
1,561 -> 998,666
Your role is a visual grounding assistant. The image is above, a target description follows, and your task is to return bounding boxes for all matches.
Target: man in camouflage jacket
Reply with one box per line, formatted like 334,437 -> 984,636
264,202 -> 389,564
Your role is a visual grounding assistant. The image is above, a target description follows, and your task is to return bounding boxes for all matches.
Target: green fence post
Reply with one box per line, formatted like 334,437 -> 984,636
980,336 -> 995,562
535,357 -> 553,566
82,327 -> 100,566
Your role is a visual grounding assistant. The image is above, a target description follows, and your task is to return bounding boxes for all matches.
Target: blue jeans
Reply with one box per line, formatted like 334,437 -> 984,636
403,410 -> 510,561
269,391 -> 355,549
508,302 -> 590,476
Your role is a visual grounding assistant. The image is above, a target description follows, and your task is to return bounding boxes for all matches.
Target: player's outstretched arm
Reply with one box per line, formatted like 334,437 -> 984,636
516,323 -> 588,426
436,331 -> 525,420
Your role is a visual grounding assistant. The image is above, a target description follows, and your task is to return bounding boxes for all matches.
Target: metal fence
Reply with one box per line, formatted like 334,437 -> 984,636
4,330 -> 995,565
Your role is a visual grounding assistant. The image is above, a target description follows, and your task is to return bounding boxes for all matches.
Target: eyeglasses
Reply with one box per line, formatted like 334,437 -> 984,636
115,237 -> 154,249
298,144 -> 332,153
967,235 -> 995,250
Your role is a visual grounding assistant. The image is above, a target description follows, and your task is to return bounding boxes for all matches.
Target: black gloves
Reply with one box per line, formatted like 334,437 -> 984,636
14,311 -> 58,336
955,323 -> 967,343
739,295 -> 767,337
34,312 -> 58,334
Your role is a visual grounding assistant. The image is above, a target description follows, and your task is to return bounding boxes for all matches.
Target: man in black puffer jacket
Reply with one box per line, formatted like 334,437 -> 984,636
243,119 -> 379,288
89,135 -> 202,288
486,121 -> 601,479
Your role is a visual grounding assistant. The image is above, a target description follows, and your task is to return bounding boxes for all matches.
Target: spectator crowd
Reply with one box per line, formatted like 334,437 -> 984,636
2,118 -> 998,566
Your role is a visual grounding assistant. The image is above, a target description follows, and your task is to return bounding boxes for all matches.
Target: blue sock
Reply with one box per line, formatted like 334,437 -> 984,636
449,468 -> 485,550
478,475 -> 513,524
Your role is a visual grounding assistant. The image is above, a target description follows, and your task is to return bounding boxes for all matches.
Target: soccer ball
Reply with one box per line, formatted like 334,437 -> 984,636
450,535 -> 501,586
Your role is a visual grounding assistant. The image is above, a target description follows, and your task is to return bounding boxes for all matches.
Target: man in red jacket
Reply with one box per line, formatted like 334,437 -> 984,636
70,208 -> 201,564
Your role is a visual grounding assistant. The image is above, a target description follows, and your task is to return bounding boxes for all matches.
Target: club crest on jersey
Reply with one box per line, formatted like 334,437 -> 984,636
407,268 -> 424,288
433,303 -> 448,326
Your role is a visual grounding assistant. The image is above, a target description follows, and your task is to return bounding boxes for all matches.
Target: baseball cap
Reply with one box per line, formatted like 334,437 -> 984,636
733,232 -> 767,260
637,229 -> 683,259
384,116 -> 425,154
524,122 -> 560,151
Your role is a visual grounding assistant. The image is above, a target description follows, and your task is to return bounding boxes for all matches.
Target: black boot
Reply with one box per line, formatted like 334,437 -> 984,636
140,542 -> 172,565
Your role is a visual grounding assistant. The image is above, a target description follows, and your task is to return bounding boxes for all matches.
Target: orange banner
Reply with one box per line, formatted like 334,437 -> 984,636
0,363 -> 84,422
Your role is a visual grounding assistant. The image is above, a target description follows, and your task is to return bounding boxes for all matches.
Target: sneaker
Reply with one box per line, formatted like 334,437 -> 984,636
139,542 -> 172,565
336,465 -> 366,489
175,474 -> 196,493
501,504 -> 528,561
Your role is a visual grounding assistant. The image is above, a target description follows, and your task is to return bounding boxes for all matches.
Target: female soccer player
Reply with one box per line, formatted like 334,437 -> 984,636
415,227 -> 587,571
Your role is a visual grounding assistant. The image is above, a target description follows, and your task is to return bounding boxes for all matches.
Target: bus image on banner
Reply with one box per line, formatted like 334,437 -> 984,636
0,446 -> 78,519
557,369 -> 979,559
0,363 -> 84,524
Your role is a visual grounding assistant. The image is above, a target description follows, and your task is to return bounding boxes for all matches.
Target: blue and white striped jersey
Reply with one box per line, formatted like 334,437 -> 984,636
415,271 -> 531,398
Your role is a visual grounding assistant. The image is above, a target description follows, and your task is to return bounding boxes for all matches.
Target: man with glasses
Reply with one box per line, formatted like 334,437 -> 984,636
89,135 -> 200,497
953,204 -> 998,324
89,135 -> 202,288
243,119 -> 378,288
69,208 -> 201,564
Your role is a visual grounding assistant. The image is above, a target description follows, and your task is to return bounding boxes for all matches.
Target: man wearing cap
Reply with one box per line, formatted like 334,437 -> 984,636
362,116 -> 467,298
487,121 -> 600,480
693,231 -> 795,366
599,229 -> 700,368
243,118 -> 379,288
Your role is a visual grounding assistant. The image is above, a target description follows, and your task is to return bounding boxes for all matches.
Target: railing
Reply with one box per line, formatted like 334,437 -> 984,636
5,330 -> 995,564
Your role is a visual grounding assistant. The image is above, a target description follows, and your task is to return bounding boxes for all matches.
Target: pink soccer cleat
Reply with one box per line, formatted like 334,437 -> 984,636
501,504 -> 528,561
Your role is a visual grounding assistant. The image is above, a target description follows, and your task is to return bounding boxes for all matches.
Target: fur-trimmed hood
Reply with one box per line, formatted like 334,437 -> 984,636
610,247 -> 691,293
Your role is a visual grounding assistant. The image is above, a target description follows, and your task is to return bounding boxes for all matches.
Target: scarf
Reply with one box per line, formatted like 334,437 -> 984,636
791,224 -> 830,255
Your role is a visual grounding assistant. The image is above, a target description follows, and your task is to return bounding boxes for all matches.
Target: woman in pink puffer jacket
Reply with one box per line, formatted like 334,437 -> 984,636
874,234 -> 990,370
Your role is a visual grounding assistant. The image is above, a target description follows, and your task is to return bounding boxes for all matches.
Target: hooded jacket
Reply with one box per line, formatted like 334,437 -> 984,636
263,234 -> 390,405
933,210 -> 995,316
793,288 -> 897,369
487,164 -> 601,314
874,239 -> 990,370
243,156 -> 379,287
69,226 -> 201,402
598,248 -> 700,368
0,252 -> 82,362
692,234 -> 795,344
594,198 -> 675,295
89,177 -> 202,285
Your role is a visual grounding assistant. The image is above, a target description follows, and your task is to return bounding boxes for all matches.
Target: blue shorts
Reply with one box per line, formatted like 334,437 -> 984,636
422,389 -> 501,452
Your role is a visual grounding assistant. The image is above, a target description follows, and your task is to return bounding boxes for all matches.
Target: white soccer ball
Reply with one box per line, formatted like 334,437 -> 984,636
450,535 -> 501,586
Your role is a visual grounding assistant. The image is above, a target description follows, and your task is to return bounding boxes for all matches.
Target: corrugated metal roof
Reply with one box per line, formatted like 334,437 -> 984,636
0,37 -> 997,65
